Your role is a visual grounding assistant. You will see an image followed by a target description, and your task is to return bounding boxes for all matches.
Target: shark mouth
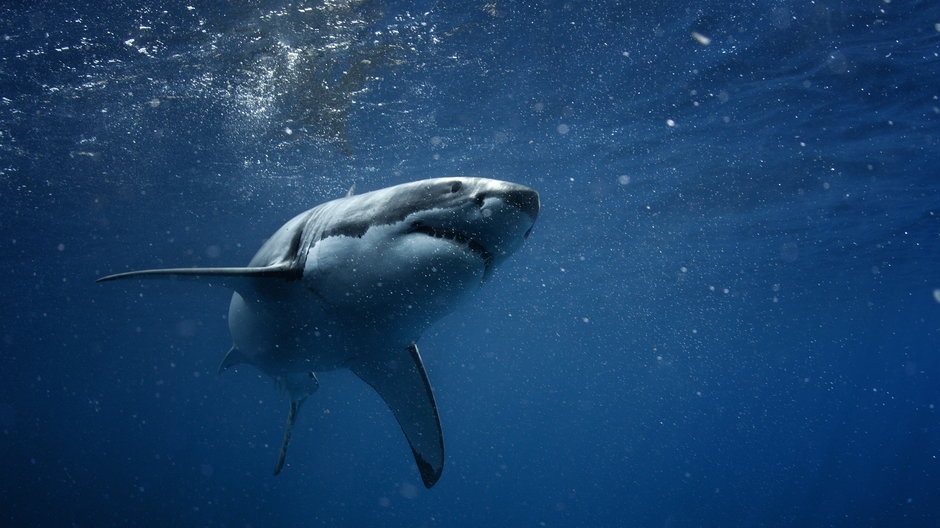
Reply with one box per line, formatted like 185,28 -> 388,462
409,222 -> 494,271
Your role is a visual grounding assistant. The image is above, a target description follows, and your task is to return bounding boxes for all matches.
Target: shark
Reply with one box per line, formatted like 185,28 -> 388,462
98,177 -> 539,488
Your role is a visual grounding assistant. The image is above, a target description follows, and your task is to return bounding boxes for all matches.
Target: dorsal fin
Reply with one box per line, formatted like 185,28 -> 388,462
346,183 -> 356,197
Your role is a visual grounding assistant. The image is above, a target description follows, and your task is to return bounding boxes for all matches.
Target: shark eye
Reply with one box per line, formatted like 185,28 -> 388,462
450,181 -> 462,193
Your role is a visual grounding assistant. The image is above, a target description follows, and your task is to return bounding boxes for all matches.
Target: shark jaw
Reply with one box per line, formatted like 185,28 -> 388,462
407,220 -> 495,276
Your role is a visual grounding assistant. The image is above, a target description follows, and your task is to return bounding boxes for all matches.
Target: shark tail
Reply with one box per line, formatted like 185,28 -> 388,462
273,399 -> 302,475
272,371 -> 320,475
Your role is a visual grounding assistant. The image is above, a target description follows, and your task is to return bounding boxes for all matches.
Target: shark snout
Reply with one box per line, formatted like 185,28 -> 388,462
477,184 -> 539,222
472,182 -> 540,245
503,186 -> 540,222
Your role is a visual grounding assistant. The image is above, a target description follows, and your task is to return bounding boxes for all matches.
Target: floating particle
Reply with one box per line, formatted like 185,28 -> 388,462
399,482 -> 419,499
666,119 -> 676,127
691,32 -> 711,46
933,289 -> 940,304
556,124 -> 570,134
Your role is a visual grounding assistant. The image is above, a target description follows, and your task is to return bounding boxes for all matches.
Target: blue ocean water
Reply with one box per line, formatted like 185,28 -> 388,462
2,0 -> 939,526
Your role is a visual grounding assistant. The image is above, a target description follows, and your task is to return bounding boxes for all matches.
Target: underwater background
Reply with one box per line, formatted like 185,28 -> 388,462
2,1 -> 939,526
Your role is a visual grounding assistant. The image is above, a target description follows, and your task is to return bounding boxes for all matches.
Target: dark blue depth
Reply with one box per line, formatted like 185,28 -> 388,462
2,1 -> 939,526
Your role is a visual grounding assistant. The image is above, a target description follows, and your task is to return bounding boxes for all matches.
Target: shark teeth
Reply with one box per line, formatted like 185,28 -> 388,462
409,222 -> 494,268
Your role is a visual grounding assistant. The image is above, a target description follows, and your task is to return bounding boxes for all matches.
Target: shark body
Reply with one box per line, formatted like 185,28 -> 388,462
99,177 -> 539,487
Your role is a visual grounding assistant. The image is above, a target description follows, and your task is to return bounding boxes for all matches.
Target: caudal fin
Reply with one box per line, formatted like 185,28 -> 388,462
272,370 -> 320,475
273,399 -> 302,475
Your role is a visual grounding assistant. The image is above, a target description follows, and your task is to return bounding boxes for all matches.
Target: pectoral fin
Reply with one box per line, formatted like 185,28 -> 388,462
348,343 -> 444,488
96,263 -> 301,295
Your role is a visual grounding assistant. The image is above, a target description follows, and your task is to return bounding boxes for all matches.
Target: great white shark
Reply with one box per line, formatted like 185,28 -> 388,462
98,177 -> 539,488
